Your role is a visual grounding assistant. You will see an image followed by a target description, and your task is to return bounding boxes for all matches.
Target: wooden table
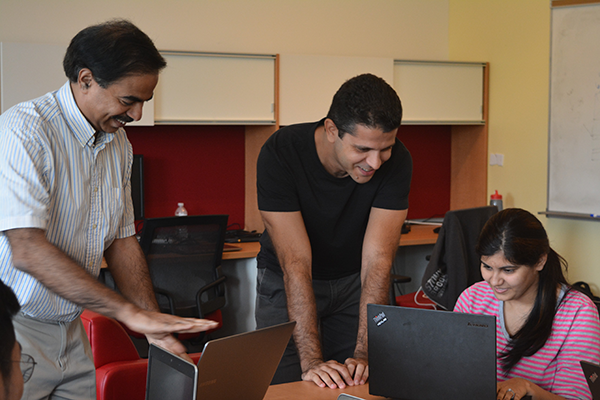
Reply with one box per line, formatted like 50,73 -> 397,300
221,224 -> 438,261
398,224 -> 438,246
221,241 -> 261,260
263,381 -> 389,400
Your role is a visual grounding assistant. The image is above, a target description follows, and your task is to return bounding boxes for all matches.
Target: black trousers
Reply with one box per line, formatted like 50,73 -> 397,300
255,266 -> 361,384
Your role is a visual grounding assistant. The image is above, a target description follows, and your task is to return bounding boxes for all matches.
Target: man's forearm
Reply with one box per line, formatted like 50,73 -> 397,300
7,228 -> 139,319
355,259 -> 392,359
283,268 -> 323,372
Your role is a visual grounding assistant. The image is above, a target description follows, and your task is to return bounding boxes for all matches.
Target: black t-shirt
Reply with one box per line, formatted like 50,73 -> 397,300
257,119 -> 412,280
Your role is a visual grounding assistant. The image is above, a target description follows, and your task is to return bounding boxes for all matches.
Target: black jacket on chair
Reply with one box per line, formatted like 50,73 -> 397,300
421,206 -> 498,310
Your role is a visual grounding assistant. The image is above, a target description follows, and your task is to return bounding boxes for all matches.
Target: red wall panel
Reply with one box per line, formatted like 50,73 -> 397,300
398,125 -> 451,220
125,123 -> 451,230
126,125 -> 245,229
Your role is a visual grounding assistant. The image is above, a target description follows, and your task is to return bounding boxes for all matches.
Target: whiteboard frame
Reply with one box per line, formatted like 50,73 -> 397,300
546,3 -> 600,218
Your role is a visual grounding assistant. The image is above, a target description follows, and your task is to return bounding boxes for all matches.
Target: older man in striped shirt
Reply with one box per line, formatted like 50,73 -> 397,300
0,20 -> 217,399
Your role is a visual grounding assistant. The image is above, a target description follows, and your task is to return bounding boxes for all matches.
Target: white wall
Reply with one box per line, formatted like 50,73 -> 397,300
0,0 -> 449,60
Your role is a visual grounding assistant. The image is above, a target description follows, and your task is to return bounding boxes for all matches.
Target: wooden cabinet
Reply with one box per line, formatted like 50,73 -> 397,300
278,54 -> 394,126
154,51 -> 277,125
393,60 -> 485,124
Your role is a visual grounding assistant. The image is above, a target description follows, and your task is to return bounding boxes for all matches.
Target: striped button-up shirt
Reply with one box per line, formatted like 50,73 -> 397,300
0,81 -> 136,322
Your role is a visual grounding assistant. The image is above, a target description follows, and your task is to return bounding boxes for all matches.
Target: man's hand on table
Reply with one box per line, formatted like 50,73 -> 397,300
301,357 -> 369,389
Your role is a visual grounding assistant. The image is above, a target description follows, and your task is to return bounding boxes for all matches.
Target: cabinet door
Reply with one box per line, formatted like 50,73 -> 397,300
394,61 -> 485,125
0,42 -> 154,125
154,51 -> 276,125
279,54 -> 394,126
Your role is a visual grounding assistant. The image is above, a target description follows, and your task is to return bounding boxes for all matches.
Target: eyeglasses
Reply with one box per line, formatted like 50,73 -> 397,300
16,353 -> 36,383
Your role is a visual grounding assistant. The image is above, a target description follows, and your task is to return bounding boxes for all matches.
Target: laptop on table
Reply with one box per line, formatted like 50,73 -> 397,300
367,304 -> 497,400
146,321 -> 295,400
146,345 -> 197,400
581,361 -> 600,400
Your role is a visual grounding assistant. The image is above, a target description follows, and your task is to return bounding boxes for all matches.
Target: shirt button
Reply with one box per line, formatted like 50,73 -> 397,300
92,224 -> 97,229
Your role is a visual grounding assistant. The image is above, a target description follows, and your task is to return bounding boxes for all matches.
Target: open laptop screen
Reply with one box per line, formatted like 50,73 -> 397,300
146,344 -> 197,400
368,304 -> 497,400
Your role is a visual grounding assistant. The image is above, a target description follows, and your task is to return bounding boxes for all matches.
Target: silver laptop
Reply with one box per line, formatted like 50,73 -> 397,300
146,321 -> 295,400
367,304 -> 497,400
146,344 -> 198,400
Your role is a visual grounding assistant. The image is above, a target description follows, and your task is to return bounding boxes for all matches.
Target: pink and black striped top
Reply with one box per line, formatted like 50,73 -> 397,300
455,281 -> 600,400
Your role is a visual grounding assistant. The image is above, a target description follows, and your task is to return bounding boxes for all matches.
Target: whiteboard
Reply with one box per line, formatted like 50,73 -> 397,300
393,61 -> 484,124
548,4 -> 600,216
154,51 -> 276,124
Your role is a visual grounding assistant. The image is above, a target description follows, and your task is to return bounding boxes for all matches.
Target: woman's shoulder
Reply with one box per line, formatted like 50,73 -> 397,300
553,286 -> 600,337
463,281 -> 494,297
561,286 -> 600,316
455,281 -> 498,313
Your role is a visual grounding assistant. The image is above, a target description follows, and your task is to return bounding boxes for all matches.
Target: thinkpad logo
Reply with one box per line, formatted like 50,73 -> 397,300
372,311 -> 387,327
467,321 -> 489,328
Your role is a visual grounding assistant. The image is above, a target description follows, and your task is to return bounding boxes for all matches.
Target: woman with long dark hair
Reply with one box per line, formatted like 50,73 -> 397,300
455,208 -> 600,400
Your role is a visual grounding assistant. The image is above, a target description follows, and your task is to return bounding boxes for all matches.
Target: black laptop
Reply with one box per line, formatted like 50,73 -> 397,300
581,361 -> 600,400
368,304 -> 497,400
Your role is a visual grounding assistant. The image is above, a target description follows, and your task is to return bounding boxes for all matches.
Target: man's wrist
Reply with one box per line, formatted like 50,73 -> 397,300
301,357 -> 324,372
112,302 -> 143,323
353,348 -> 368,361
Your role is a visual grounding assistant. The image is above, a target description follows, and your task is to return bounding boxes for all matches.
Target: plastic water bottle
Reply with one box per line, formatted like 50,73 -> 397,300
175,202 -> 188,216
490,190 -> 503,211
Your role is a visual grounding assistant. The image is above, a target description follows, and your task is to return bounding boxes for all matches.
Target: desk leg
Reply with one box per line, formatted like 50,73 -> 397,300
215,257 -> 258,337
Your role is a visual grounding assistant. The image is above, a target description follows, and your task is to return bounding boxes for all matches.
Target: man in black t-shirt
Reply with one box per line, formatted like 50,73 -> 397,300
256,74 -> 412,389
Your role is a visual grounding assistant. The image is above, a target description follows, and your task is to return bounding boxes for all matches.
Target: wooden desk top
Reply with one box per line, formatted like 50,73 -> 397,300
399,224 -> 438,247
221,225 -> 438,261
264,381 -> 388,400
221,241 -> 261,260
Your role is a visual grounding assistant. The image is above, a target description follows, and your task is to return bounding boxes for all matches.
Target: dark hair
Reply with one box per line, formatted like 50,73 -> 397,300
326,73 -> 402,138
476,208 -> 569,375
63,19 -> 166,88
0,280 -> 20,389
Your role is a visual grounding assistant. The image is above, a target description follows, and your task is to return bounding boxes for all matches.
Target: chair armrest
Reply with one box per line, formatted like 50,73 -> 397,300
154,288 -> 176,315
391,274 -> 411,284
196,275 -> 227,318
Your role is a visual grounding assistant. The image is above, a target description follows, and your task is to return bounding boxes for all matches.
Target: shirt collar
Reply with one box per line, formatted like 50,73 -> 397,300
55,81 -> 117,148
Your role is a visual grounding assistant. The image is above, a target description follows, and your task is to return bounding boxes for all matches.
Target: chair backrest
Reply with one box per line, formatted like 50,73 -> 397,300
420,206 -> 498,310
81,310 -> 140,368
139,215 -> 228,319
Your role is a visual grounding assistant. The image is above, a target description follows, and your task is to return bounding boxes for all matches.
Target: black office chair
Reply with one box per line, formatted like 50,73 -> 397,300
139,215 -> 228,318
138,215 -> 229,347
396,206 -> 498,310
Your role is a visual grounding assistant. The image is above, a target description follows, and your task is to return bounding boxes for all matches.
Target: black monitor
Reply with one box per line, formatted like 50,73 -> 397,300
131,154 -> 145,221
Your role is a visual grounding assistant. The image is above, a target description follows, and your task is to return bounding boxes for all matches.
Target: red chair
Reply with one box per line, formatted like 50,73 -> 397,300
395,288 -> 439,310
81,310 -> 202,400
